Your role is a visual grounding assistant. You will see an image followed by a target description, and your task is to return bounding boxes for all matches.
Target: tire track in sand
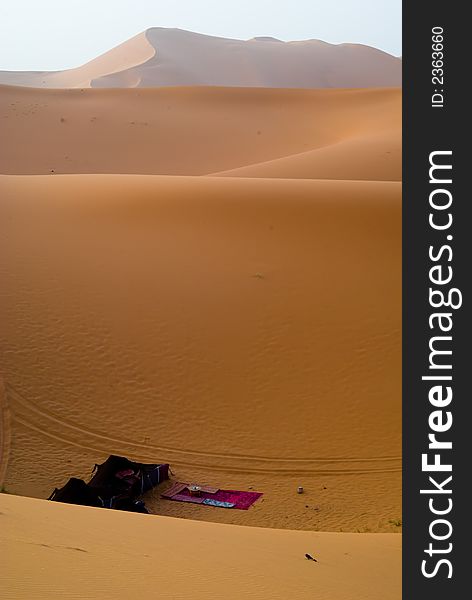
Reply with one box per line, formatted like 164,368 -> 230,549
7,384 -> 401,476
0,377 -> 12,488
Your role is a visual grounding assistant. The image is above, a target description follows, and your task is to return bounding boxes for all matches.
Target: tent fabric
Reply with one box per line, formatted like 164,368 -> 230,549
89,455 -> 169,495
48,455 -> 169,513
48,478 -> 103,508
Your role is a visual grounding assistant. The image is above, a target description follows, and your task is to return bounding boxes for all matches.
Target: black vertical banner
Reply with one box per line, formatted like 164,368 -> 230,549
403,2 -> 467,598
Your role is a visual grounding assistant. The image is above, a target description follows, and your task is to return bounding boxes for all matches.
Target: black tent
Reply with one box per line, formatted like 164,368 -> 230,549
89,455 -> 169,495
48,477 -> 103,507
48,455 -> 170,513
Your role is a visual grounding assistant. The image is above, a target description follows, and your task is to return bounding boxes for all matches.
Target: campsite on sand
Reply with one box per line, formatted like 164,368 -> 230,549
1,28 -> 401,600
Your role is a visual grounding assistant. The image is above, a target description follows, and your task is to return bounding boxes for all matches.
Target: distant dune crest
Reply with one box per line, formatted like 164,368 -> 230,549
0,27 -> 401,89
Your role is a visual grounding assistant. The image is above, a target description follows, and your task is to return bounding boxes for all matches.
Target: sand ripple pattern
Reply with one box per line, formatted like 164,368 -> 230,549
7,385 -> 401,476
0,378 -> 12,487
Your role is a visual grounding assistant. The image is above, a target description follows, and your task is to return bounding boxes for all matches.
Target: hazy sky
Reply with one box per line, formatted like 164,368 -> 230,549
0,0 -> 401,71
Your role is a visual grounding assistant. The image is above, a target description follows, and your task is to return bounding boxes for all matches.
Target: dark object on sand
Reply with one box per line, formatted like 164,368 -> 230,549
89,455 -> 169,495
48,455 -> 169,513
47,478 -> 103,508
305,553 -> 317,562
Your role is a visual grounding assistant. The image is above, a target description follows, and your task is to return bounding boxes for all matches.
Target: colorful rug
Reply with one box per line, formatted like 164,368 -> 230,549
161,482 -> 262,510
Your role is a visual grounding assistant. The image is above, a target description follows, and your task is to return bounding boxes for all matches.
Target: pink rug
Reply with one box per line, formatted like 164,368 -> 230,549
162,483 -> 262,510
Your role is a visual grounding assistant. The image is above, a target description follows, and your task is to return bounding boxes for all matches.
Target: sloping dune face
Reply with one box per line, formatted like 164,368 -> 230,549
1,494 -> 401,600
0,32 -> 155,89
0,174 -> 401,532
0,28 -> 401,89
0,85 -> 401,180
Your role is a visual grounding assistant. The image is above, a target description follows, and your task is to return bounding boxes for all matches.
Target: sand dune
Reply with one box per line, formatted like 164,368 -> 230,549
2,23 -> 402,598
0,85 -> 400,180
0,32 -> 155,89
0,174 -> 401,532
212,130 -> 401,181
0,28 -> 401,89
1,494 -> 401,600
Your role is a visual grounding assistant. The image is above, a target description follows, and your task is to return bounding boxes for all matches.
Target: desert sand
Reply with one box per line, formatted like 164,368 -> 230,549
0,173 -> 401,532
1,35 -> 401,595
0,493 -> 401,600
0,28 -> 401,89
0,85 -> 401,180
